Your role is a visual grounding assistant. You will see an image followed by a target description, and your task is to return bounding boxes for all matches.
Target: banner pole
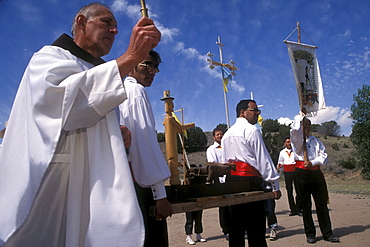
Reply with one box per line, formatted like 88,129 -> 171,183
140,0 -> 148,17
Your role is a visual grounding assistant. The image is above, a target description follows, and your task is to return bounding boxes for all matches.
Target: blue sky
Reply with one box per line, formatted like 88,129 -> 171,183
0,0 -> 369,138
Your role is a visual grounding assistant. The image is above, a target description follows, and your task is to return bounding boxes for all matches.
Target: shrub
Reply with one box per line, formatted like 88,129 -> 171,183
338,157 -> 357,170
178,126 -> 207,153
157,132 -> 165,142
343,143 -> 349,148
331,143 -> 340,151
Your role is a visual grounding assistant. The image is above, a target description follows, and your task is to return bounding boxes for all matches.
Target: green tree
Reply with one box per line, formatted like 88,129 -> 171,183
262,119 -> 280,132
318,120 -> 341,136
311,124 -> 320,132
178,126 -> 207,153
350,85 -> 370,179
262,132 -> 280,164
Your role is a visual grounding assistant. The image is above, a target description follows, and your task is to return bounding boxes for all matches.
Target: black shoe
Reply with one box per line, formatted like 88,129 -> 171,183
224,233 -> 229,241
298,212 -> 303,216
306,237 -> 316,244
325,236 -> 340,243
289,212 -> 298,216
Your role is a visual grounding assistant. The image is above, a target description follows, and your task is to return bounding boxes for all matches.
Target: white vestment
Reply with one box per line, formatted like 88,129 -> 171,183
0,39 -> 144,246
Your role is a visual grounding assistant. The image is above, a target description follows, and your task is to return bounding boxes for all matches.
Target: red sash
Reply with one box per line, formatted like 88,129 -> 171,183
295,160 -> 320,170
283,164 -> 296,172
230,161 -> 262,177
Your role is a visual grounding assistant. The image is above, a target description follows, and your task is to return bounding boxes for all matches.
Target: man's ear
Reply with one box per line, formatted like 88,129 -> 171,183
239,109 -> 245,117
128,66 -> 138,77
76,15 -> 87,33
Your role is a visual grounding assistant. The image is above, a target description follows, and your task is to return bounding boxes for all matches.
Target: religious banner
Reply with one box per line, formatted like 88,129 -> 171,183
285,40 -> 326,115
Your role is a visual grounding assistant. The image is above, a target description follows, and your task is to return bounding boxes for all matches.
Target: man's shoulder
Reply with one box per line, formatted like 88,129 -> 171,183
124,78 -> 146,95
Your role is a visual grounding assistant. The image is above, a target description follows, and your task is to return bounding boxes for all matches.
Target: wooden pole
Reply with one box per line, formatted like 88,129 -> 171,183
297,21 -> 308,164
140,0 -> 148,17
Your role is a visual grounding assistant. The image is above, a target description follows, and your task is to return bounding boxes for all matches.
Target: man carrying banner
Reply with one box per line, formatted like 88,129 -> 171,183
222,99 -> 281,247
290,113 -> 340,244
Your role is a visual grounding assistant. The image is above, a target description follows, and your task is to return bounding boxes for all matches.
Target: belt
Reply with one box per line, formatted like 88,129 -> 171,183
230,161 -> 262,177
295,160 -> 320,170
283,164 -> 296,172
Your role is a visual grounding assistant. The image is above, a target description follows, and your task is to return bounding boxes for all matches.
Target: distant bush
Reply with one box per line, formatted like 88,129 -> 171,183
324,135 -> 327,139
178,126 -> 207,153
157,132 -> 165,142
338,157 -> 357,170
331,143 -> 340,151
343,143 -> 349,148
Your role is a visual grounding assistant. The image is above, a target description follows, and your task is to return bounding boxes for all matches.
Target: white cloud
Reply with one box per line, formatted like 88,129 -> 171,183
17,3 -> 42,24
339,30 -> 351,37
111,0 -> 179,44
229,80 -> 245,93
278,106 -> 352,136
278,117 -> 293,126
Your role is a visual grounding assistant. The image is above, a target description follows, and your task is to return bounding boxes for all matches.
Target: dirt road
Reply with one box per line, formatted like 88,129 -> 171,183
167,190 -> 370,246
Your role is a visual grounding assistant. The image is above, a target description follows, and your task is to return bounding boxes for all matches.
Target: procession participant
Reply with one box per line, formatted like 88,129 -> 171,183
206,127 -> 231,240
0,3 -> 161,246
222,99 -> 281,247
119,50 -> 173,247
290,114 -> 340,244
264,182 -> 279,241
277,137 -> 302,216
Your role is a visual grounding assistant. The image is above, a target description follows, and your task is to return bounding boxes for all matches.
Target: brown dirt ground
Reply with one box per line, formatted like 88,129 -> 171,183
161,133 -> 370,246
167,190 -> 370,246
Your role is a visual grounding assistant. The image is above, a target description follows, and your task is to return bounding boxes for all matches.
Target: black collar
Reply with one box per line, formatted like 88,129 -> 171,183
52,33 -> 105,66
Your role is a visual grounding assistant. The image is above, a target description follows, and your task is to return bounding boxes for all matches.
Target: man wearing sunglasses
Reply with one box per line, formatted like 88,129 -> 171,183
119,50 -> 173,247
221,99 -> 281,247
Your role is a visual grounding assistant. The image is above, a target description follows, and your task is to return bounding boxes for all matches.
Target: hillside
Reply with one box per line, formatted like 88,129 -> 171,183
159,131 -> 360,181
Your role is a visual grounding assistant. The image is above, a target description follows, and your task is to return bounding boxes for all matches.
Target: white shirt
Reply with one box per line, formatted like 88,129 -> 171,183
0,43 -> 144,246
206,141 -> 226,183
119,77 -> 170,200
221,117 -> 280,191
206,141 -> 223,163
290,115 -> 328,166
278,148 -> 296,165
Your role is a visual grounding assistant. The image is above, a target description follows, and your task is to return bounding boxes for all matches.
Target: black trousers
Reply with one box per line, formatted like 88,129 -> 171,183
284,171 -> 301,213
264,199 -> 277,228
296,168 -> 333,239
219,206 -> 231,234
185,210 -> 203,234
134,183 -> 169,247
227,176 -> 267,247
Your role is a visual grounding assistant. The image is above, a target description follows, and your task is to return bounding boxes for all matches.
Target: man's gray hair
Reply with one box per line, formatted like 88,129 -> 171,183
71,2 -> 112,37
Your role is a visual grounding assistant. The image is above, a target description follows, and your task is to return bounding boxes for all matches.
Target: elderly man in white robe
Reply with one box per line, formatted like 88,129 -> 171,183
0,3 -> 161,247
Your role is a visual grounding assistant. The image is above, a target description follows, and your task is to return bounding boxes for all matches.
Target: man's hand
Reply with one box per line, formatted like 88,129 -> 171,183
128,17 -> 161,57
116,17 -> 161,78
120,125 -> 131,148
273,190 -> 282,200
155,198 -> 173,221
304,160 -> 312,168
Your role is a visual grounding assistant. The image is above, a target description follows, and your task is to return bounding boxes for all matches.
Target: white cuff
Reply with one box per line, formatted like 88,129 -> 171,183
151,181 -> 167,200
270,179 -> 280,192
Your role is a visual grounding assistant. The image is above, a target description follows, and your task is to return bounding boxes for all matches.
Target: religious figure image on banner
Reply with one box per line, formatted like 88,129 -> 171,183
285,41 -> 326,115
